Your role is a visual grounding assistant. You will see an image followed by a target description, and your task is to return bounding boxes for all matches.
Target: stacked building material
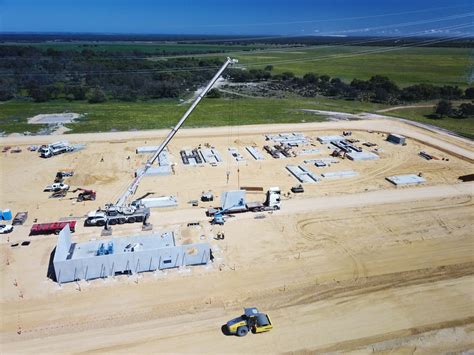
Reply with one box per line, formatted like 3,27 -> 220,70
286,165 -> 320,183
245,146 -> 265,160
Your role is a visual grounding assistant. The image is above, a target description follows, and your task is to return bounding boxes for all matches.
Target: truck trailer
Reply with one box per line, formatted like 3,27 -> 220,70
39,141 -> 74,158
30,221 -> 76,236
207,187 -> 281,217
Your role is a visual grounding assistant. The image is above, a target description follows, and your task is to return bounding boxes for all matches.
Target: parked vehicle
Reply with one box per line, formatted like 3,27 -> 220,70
44,183 -> 70,192
12,212 -> 28,226
0,224 -> 13,234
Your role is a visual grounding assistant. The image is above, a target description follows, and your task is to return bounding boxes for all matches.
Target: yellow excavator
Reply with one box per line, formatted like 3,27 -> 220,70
225,308 -> 273,337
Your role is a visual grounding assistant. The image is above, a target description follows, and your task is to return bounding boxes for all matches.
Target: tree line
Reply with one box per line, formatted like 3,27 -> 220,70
0,45 -> 223,103
225,67 -> 474,107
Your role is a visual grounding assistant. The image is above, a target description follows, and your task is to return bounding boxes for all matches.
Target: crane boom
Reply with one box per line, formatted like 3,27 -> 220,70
116,57 -> 238,207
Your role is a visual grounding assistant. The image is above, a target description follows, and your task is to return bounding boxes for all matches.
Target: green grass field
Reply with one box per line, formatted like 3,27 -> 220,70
0,97 -> 388,134
1,98 -> 472,138
383,106 -> 474,139
234,46 -> 471,88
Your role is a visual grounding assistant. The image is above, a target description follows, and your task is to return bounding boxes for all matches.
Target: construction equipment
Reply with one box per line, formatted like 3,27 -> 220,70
39,141 -> 74,158
85,58 -> 238,228
291,184 -> 304,193
72,188 -> 96,202
201,191 -> 214,202
207,187 -> 281,219
225,308 -> 273,337
211,200 -> 245,225
44,182 -> 69,192
44,182 -> 70,198
54,171 -> 74,183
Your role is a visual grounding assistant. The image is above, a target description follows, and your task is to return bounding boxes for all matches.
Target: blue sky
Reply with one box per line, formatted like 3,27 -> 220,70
1,0 -> 472,36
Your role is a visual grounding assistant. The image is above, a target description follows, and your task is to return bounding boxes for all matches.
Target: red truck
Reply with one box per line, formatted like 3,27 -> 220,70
29,221 -> 76,236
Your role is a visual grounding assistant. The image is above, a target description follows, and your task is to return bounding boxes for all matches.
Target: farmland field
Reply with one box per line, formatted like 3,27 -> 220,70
234,46 -> 472,87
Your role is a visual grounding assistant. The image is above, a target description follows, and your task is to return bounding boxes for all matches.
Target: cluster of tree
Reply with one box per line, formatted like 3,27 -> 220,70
2,34 -> 472,48
0,45 -> 224,103
434,100 -> 474,118
226,68 -> 473,105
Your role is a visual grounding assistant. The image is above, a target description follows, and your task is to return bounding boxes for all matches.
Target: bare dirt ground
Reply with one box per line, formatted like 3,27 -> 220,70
0,119 -> 473,353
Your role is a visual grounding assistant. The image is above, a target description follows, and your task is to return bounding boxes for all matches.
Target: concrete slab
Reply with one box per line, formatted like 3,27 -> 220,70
265,132 -> 309,145
246,146 -> 265,160
346,151 -> 379,161
141,196 -> 178,208
322,170 -> 359,179
298,149 -> 321,156
286,165 -> 320,183
199,148 -> 222,164
386,174 -> 426,186
317,135 -> 345,144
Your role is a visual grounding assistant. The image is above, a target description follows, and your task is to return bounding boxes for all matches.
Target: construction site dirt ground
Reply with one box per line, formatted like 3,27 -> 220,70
0,119 -> 473,353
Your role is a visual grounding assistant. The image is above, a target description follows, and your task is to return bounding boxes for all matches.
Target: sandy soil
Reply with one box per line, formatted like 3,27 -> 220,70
0,119 -> 473,353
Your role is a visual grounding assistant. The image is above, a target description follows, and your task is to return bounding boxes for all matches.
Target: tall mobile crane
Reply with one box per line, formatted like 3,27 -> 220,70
85,57 -> 238,227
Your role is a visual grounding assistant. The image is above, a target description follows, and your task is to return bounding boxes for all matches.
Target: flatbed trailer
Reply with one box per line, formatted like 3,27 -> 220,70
30,221 -> 76,236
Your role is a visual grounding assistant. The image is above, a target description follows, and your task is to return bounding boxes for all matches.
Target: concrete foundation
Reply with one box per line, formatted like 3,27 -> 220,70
386,174 -> 426,186
322,170 -> 358,179
346,151 -> 379,161
246,146 -> 265,160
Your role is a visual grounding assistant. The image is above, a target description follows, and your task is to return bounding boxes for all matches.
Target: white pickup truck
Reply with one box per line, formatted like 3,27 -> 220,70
44,183 -> 70,192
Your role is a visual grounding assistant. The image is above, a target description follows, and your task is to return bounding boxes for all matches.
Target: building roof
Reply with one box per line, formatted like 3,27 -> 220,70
55,227 -> 176,262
